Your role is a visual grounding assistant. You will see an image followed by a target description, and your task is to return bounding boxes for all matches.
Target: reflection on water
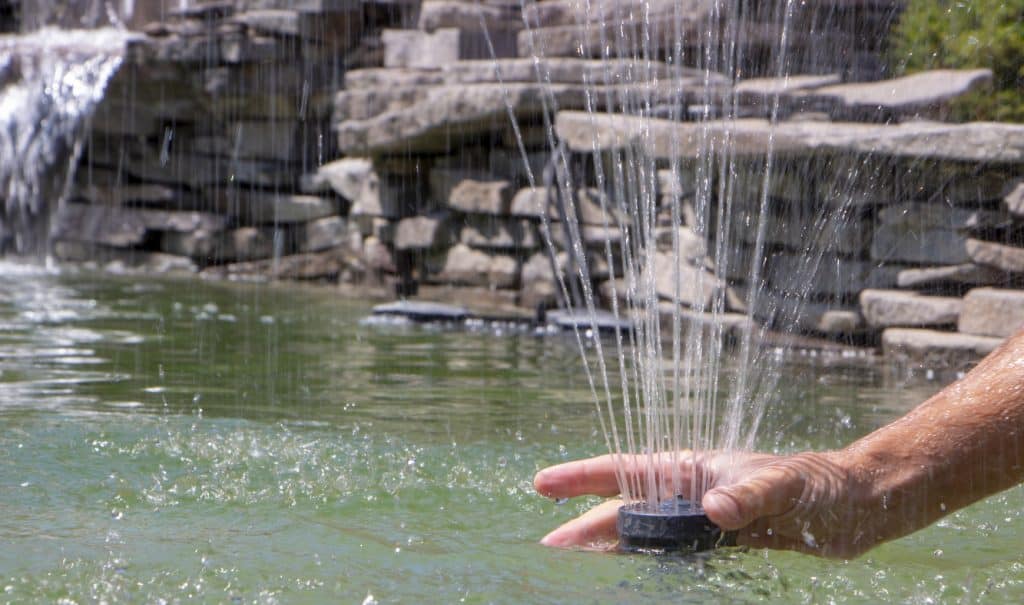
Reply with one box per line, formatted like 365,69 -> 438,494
0,264 -> 1021,603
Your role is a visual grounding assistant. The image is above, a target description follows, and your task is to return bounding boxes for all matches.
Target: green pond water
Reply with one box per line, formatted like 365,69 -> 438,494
1,263 -> 1022,604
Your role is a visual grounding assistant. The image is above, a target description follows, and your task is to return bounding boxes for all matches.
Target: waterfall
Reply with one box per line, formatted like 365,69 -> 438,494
0,27 -> 131,255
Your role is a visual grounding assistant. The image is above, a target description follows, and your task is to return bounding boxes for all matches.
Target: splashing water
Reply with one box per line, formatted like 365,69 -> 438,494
0,27 -> 132,255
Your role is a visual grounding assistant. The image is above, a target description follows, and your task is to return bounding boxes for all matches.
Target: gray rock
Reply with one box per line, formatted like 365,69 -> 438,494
449,180 -> 513,215
520,252 -> 555,307
428,244 -> 518,288
859,289 -> 962,328
228,10 -> 299,37
441,58 -> 671,85
333,86 -> 427,122
966,239 -> 1024,273
418,1 -> 521,33
343,68 -> 445,90
161,227 -> 277,263
554,111 -> 1024,164
488,149 -> 548,186
52,204 -> 147,247
546,309 -> 633,333
1004,179 -> 1024,217
767,254 -> 904,297
362,236 -> 396,273
393,214 -> 452,251
654,227 -> 707,263
653,301 -> 758,344
54,241 -> 197,274
871,225 -> 969,265
460,217 -> 538,250
218,34 -> 280,64
313,157 -> 374,201
656,167 -> 698,198
798,69 -> 993,120
882,328 -> 1002,369
734,73 -> 841,101
897,263 -> 1006,289
303,216 -> 347,252
877,202 -> 1005,230
550,224 -> 623,249
219,192 -> 337,224
737,209 -> 871,256
746,288 -> 864,334
958,288 -> 1024,338
373,300 -> 470,322
510,187 -> 549,219
647,250 -> 724,309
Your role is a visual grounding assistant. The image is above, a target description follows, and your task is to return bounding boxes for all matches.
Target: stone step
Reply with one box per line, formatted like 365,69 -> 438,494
859,289 -> 962,328
882,328 -> 1002,369
958,288 -> 1024,338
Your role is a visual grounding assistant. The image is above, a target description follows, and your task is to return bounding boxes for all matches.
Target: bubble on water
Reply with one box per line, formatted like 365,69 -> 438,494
933,549 -> 944,557
361,593 -> 378,605
259,315 -> 275,324
497,456 -> 508,468
555,497 -> 569,505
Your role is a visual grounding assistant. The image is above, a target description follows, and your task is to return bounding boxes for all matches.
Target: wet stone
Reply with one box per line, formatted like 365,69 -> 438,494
966,239 -> 1024,273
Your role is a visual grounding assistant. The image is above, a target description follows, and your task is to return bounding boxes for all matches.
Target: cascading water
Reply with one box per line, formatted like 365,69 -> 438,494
0,27 -> 131,255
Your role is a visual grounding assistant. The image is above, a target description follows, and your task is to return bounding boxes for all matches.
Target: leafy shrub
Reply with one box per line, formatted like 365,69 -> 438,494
889,0 -> 1024,122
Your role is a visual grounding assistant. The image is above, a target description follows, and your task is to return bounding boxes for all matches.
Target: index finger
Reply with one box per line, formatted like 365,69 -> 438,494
534,454 -> 626,498
534,451 -> 695,499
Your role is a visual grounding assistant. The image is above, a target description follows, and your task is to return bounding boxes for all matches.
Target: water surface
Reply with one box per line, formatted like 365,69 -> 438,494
1,264 -> 1022,603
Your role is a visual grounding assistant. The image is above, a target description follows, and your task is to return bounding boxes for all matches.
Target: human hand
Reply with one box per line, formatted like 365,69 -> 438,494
534,450 -> 879,558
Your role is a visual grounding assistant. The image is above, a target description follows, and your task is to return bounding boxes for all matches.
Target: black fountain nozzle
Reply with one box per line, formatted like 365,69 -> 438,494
617,496 -> 734,554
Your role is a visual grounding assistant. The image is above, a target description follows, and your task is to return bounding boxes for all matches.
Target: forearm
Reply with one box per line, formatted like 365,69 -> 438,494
842,329 -> 1024,545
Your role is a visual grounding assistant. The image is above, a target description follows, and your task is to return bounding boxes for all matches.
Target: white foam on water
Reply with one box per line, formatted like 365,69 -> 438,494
0,27 -> 135,254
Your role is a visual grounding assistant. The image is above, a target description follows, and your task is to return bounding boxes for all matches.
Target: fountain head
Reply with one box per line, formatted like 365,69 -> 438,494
617,497 -> 733,554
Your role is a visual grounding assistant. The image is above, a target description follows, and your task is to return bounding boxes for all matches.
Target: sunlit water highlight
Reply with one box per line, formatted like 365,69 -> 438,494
0,265 -> 1021,603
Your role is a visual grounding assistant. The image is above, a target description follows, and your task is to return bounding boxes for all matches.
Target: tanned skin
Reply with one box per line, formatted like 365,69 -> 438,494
534,329 -> 1024,558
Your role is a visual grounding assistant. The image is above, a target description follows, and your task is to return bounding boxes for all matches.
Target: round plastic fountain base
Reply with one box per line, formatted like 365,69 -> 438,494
617,497 -> 733,554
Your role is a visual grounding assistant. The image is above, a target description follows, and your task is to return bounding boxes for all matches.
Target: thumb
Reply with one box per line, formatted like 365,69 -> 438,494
701,464 -> 804,530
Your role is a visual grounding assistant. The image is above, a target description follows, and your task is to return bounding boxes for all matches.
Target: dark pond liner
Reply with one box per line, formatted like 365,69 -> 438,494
617,497 -> 736,554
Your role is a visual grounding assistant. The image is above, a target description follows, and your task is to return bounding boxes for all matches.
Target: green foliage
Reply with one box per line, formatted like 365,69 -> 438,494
889,0 -> 1024,122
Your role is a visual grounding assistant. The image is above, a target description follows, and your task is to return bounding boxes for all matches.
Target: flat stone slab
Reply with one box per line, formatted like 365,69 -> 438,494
897,263 -> 1006,289
372,300 -> 470,322
796,69 -> 993,120
546,309 -> 634,333
882,328 -> 1002,369
859,289 -> 962,328
966,239 -> 1024,273
554,111 -> 1024,163
958,288 -> 1024,338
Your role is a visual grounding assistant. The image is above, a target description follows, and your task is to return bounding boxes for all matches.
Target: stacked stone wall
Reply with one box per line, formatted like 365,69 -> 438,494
9,0 -> 1024,369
